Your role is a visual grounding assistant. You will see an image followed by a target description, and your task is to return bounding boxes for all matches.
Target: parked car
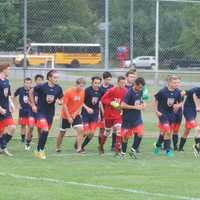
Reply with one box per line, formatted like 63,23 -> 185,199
167,58 -> 200,70
124,56 -> 156,69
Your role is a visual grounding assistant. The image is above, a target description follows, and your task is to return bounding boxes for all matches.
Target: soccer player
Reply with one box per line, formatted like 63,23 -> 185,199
120,77 -> 146,159
56,78 -> 85,153
153,75 -> 182,157
125,69 -> 137,89
33,74 -> 44,137
100,76 -> 127,155
178,87 -> 200,152
98,71 -> 113,151
81,76 -> 102,152
29,70 -> 63,159
0,64 -> 16,156
13,77 -> 35,150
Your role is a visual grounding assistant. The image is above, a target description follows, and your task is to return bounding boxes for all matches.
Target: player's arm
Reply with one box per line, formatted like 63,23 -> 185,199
121,101 -> 145,110
101,89 -> 114,106
29,87 -> 37,113
193,93 -> 200,112
83,104 -> 93,114
9,96 -> 15,113
153,96 -> 162,117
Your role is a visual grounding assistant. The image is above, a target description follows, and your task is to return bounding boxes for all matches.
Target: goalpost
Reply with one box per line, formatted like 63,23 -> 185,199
0,54 -> 55,69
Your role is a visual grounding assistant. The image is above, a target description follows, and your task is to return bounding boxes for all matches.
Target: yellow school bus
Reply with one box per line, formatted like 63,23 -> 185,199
14,43 -> 102,67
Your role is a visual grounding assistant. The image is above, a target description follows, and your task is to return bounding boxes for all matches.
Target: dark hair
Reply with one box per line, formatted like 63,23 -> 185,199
125,69 -> 137,77
34,74 -> 44,81
47,70 -> 58,80
135,77 -> 145,86
0,63 -> 9,72
102,71 -> 112,79
24,77 -> 32,82
91,76 -> 102,83
76,77 -> 86,85
166,74 -> 179,82
117,76 -> 126,82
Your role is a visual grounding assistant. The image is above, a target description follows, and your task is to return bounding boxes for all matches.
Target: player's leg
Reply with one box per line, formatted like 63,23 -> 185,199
114,124 -> 122,155
192,126 -> 200,157
0,117 -> 16,156
35,115 -> 52,159
111,130 -> 117,151
56,118 -> 69,152
25,117 -> 35,150
120,136 -> 128,159
20,125 -> 26,143
163,131 -> 173,157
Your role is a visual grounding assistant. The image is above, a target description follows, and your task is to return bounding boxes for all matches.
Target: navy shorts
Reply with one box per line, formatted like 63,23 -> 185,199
60,115 -> 82,131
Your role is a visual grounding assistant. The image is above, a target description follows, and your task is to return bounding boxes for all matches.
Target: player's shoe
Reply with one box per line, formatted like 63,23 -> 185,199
178,148 -> 184,152
174,146 -> 178,151
129,148 -> 137,159
98,145 -> 104,155
119,152 -> 125,160
56,148 -> 62,153
153,143 -> 161,155
77,148 -> 86,154
38,150 -> 46,159
1,148 -> 13,156
25,144 -> 31,151
193,144 -> 200,158
165,150 -> 174,158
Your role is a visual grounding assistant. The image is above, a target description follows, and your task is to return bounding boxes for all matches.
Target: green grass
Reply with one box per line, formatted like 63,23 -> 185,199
0,136 -> 200,200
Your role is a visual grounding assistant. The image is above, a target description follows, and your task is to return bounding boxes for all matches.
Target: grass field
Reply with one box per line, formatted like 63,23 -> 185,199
0,137 -> 200,200
1,76 -> 200,200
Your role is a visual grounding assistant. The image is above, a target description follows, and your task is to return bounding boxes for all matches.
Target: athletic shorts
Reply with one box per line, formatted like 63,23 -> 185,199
0,116 -> 15,135
183,107 -> 198,129
121,124 -> 144,138
35,113 -> 54,130
60,115 -> 82,131
104,118 -> 121,129
158,113 -> 176,133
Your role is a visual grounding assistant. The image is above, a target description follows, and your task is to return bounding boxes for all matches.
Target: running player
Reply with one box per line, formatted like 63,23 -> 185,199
153,75 -> 182,157
56,78 -> 85,153
81,76 -> 102,152
0,64 -> 16,156
98,72 -> 113,152
100,76 -> 127,155
29,70 -> 63,159
14,77 -> 34,150
120,77 -> 146,159
178,87 -> 200,153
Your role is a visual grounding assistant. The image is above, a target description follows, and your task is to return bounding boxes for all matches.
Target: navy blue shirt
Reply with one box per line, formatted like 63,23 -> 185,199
155,87 -> 182,114
184,87 -> 200,109
99,84 -> 113,97
34,82 -> 63,116
14,87 -> 31,110
82,86 -> 102,113
0,78 -> 11,119
122,88 -> 143,128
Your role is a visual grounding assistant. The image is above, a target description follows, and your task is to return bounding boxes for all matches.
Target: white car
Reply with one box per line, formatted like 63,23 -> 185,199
124,56 -> 156,69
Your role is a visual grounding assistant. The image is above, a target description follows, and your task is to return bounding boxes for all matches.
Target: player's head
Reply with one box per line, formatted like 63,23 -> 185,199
0,63 -> 10,78
34,74 -> 44,85
117,76 -> 126,88
167,75 -> 179,90
125,69 -> 137,85
102,71 -> 112,85
134,77 -> 145,92
91,76 -> 102,91
76,77 -> 86,91
24,77 -> 32,89
47,70 -> 59,85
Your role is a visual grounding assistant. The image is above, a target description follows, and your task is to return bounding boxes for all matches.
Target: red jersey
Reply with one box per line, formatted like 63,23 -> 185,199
101,86 -> 127,120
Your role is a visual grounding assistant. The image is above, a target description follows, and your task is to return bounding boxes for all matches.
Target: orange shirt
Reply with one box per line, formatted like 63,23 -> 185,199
61,87 -> 85,119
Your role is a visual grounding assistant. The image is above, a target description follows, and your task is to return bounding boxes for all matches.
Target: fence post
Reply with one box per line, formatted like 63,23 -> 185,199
155,0 -> 159,84
104,0 -> 109,69
23,0 -> 27,79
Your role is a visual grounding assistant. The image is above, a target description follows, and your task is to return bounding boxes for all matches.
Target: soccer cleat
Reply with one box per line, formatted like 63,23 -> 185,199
165,150 -> 174,158
154,145 -> 161,156
193,145 -> 200,158
174,146 -> 178,151
129,148 -> 137,159
98,145 -> 104,155
77,148 -> 86,154
2,148 -> 13,157
25,144 -> 31,151
178,148 -> 184,152
119,152 -> 125,160
34,150 -> 40,158
56,148 -> 62,153
39,150 -> 46,159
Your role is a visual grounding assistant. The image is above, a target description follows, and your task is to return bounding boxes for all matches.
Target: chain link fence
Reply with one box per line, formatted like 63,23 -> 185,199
0,0 -> 200,72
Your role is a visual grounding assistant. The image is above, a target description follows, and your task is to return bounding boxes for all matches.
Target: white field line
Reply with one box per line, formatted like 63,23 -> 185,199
0,172 -> 199,200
